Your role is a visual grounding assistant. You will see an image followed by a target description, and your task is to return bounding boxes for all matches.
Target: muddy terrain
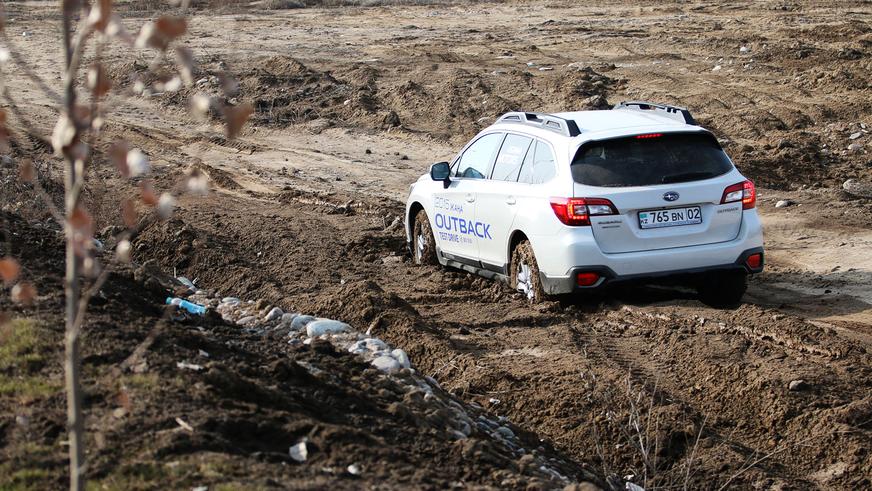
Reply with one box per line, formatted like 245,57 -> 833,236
1,1 -> 871,489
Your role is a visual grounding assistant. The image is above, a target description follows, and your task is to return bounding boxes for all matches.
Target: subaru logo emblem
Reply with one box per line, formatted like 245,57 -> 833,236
663,191 -> 679,202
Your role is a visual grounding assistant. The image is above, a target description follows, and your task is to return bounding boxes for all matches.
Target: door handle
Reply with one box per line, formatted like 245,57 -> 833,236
465,194 -> 475,203
505,196 -> 516,205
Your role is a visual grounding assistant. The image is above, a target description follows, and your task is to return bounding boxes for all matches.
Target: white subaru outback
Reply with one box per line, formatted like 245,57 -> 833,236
404,102 -> 764,306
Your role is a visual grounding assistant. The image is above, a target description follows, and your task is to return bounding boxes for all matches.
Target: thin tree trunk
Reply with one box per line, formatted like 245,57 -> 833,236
61,6 -> 85,491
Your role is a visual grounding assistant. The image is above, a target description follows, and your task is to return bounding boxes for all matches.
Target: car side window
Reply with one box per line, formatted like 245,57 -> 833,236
455,133 -> 504,179
518,140 -> 557,184
491,134 -> 533,181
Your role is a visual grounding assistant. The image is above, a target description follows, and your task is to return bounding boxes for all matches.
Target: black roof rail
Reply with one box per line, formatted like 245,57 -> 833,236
496,112 -> 581,137
613,101 -> 698,125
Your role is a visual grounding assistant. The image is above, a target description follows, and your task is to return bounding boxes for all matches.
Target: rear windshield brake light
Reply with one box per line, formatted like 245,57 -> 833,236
635,133 -> 663,139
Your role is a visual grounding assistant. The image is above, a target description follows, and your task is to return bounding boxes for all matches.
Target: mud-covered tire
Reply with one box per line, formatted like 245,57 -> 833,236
510,240 -> 546,303
696,271 -> 748,308
412,209 -> 438,265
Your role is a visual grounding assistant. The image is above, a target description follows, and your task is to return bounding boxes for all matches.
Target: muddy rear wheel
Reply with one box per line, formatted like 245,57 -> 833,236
510,240 -> 546,303
412,209 -> 437,265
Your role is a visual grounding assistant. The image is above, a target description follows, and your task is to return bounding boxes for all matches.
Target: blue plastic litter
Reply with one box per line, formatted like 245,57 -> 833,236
166,297 -> 207,315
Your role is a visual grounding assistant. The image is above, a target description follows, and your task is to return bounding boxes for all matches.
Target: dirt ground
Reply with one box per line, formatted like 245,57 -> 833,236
1,0 -> 871,489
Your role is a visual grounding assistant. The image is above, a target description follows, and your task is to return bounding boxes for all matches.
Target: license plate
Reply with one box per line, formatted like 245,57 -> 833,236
638,206 -> 702,229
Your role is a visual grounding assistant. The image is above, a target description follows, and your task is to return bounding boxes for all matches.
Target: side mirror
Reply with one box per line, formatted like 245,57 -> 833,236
430,162 -> 451,188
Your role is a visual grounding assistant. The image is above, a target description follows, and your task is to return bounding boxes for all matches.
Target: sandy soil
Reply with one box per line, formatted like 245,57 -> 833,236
1,0 -> 871,489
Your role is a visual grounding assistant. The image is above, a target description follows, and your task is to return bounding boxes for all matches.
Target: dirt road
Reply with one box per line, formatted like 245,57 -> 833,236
2,0 -> 871,489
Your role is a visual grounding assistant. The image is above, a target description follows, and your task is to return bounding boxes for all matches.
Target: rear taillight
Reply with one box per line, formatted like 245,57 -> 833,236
746,253 -> 763,269
576,272 -> 601,287
720,180 -> 756,209
550,198 -> 618,226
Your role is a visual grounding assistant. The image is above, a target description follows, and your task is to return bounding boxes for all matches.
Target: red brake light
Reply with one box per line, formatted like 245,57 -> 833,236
721,180 -> 756,209
742,180 -> 756,209
635,133 -> 663,139
576,272 -> 601,287
746,253 -> 762,269
550,198 -> 618,226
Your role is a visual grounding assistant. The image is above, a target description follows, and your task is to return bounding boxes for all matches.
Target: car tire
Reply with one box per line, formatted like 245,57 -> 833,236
510,240 -> 546,303
412,209 -> 438,265
697,271 -> 748,308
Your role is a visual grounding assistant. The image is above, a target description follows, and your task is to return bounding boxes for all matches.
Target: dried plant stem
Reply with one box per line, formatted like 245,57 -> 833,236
61,7 -> 85,491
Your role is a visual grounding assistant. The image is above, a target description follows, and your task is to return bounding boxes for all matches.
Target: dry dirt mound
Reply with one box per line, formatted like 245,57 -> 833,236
142,53 -> 624,143
241,56 -> 360,125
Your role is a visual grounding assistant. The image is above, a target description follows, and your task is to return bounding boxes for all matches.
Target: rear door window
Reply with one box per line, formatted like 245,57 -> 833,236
571,132 -> 734,187
455,133 -> 504,179
491,134 -> 533,181
518,140 -> 556,184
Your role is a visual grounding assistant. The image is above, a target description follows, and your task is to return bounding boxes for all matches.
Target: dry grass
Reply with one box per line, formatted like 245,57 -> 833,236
0,318 -> 61,401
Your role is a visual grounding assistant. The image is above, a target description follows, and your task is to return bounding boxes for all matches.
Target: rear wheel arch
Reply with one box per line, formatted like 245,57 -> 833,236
507,230 -> 529,270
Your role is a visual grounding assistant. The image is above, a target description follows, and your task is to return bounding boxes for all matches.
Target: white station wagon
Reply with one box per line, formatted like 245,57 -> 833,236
404,102 -> 764,305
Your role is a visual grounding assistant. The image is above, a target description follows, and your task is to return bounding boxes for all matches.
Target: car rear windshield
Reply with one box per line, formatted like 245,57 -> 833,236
570,132 -> 734,187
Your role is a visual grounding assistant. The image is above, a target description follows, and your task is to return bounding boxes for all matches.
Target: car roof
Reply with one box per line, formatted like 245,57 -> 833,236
553,109 -> 687,133
489,104 -> 708,144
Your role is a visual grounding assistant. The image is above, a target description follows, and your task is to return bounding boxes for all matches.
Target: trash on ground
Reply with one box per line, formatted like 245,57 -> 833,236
166,297 -> 207,315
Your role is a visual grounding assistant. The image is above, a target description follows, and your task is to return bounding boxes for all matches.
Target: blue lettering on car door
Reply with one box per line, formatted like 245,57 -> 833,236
434,212 -> 492,240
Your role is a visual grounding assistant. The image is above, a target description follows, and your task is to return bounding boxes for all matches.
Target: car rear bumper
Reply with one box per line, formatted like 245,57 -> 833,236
536,212 -> 764,294
539,246 -> 763,294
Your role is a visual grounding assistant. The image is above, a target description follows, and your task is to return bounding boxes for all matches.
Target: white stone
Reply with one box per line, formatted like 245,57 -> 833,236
847,143 -> 863,153
291,315 -> 316,331
775,200 -> 793,208
849,132 -> 862,140
306,319 -> 350,337
236,315 -> 256,326
280,312 -> 298,325
349,337 -> 388,355
371,355 -> 401,373
739,46 -> 749,53
289,441 -> 308,462
843,179 -> 872,198
712,65 -> 722,72
391,348 -> 411,369
263,306 -> 283,322
347,464 -> 361,476
788,379 -> 807,391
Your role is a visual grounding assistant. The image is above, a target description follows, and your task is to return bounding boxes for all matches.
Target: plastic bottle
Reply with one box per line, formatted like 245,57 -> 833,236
166,297 -> 207,315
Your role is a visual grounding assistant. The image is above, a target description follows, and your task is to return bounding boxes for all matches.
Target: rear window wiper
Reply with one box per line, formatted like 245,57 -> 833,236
660,171 -> 713,184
